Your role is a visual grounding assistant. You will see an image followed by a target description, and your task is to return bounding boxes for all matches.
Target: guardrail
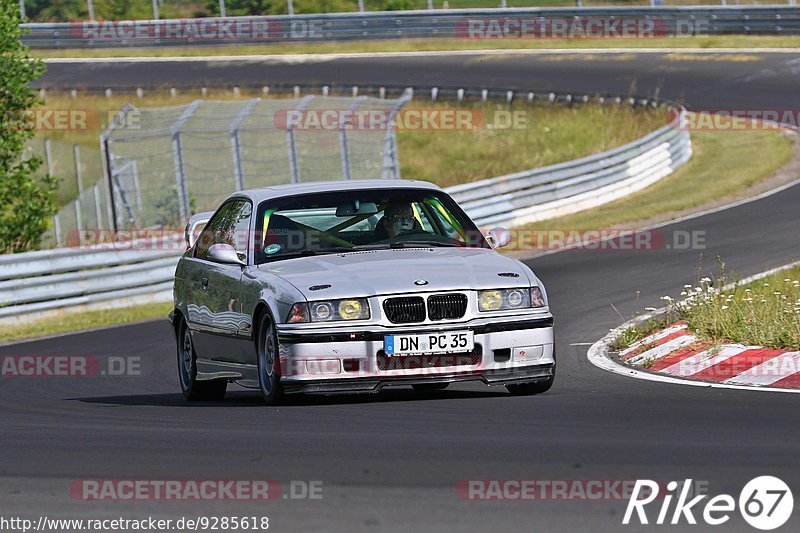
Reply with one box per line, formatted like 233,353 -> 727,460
21,6 -> 800,48
450,108 -> 691,227
0,237 -> 182,323
0,103 -> 690,324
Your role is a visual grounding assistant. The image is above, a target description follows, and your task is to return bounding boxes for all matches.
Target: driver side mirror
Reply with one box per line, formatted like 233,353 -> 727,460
486,227 -> 511,249
207,243 -> 246,266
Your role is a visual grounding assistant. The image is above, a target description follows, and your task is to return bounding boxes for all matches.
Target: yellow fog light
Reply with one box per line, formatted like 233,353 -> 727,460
339,299 -> 364,320
479,290 -> 503,311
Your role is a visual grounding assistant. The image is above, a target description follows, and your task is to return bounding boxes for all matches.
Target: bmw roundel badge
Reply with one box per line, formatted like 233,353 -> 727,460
414,279 -> 429,286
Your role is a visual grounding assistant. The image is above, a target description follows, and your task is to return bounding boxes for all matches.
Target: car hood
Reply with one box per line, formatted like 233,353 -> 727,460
257,247 -> 532,299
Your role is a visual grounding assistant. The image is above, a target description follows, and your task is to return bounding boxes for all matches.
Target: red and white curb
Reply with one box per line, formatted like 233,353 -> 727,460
619,322 -> 800,389
588,261 -> 800,394
588,322 -> 800,394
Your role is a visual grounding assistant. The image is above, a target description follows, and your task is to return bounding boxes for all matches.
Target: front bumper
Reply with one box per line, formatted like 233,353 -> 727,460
282,363 -> 554,394
275,316 -> 555,393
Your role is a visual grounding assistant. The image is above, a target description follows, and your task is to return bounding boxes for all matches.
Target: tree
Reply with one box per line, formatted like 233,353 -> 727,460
24,0 -> 88,22
204,0 -> 275,17
0,0 -> 59,253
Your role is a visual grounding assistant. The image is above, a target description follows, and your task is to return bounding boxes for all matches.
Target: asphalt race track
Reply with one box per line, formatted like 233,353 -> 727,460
38,51 -> 800,109
3,51 -> 800,531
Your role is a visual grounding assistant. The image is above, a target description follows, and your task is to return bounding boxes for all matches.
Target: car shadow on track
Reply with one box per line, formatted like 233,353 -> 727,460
72,387 -> 510,407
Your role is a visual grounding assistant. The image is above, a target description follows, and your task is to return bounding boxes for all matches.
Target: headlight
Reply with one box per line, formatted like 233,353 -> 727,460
287,299 -> 370,323
478,287 -> 545,312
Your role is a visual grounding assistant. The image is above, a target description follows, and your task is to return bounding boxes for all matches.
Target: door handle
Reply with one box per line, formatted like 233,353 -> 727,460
201,277 -> 209,289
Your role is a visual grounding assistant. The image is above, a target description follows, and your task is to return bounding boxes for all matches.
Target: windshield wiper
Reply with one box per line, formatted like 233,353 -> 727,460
275,246 -> 376,258
270,242 -> 460,260
265,249 -> 319,260
390,240 -> 461,248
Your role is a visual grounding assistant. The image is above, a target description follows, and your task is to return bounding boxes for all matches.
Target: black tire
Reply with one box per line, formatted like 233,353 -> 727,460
177,318 -> 227,401
506,375 -> 554,396
412,383 -> 449,391
256,311 -> 284,405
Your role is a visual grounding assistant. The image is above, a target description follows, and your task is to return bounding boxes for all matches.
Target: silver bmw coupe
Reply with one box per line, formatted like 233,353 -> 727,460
170,180 -> 555,403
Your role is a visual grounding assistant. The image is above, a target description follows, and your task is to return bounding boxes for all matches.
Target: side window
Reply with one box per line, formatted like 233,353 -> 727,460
424,202 -> 462,240
194,200 -> 252,261
412,203 -> 435,233
230,201 -> 252,259
195,202 -> 234,260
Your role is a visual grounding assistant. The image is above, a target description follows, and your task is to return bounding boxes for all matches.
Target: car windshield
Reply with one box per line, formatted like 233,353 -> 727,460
254,188 -> 489,264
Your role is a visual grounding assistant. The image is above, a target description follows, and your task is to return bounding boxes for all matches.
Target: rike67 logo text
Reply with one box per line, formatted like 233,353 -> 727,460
624,476 -> 793,530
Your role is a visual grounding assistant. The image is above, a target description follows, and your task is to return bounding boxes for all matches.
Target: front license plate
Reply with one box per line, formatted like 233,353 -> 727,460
384,331 -> 474,356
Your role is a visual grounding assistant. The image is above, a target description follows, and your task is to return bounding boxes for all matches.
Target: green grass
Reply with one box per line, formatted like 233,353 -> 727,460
398,101 -> 666,188
0,302 -> 173,344
615,266 -> 800,352
519,126 -> 793,233
609,318 -> 672,352
31,35 -> 800,59
679,267 -> 800,350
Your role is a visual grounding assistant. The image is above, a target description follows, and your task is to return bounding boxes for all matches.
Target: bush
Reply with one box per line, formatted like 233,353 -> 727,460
26,0 -> 417,21
0,0 -> 59,253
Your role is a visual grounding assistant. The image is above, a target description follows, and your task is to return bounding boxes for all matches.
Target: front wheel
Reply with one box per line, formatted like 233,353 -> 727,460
177,318 -> 227,401
256,312 -> 284,405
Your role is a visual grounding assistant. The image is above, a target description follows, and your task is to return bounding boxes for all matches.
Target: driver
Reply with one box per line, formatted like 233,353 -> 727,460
382,202 -> 418,238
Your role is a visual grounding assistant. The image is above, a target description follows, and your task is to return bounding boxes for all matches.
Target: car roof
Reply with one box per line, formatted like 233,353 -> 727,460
229,179 -> 443,204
